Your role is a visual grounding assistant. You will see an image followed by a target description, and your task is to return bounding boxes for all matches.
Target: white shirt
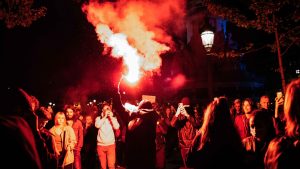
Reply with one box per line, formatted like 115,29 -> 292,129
95,116 -> 120,146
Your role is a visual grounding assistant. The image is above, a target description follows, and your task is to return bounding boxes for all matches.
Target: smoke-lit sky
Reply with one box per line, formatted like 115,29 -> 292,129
1,0 -> 299,108
1,0 -> 188,107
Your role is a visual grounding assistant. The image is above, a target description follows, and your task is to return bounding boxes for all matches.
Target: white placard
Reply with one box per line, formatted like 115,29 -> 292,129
142,95 -> 156,103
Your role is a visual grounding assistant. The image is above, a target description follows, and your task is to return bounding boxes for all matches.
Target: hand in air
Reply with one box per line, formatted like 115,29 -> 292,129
175,103 -> 183,117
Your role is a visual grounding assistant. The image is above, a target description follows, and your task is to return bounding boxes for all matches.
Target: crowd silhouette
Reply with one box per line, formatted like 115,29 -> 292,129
2,78 -> 300,169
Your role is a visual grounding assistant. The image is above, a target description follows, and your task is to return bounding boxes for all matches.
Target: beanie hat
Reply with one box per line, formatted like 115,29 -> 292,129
181,97 -> 190,106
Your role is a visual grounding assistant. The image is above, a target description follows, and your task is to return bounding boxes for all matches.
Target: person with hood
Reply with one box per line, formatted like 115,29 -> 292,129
1,86 -> 43,169
125,100 -> 159,169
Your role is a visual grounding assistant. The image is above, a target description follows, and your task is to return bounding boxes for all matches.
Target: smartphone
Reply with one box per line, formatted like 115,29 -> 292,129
276,91 -> 283,99
276,91 -> 284,103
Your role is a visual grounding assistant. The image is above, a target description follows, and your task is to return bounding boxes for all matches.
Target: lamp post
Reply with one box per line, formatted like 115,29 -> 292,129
201,30 -> 214,52
201,30 -> 214,99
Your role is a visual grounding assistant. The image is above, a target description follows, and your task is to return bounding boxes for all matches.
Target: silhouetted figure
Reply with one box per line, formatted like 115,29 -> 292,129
186,96 -> 245,169
242,109 -> 276,169
18,88 -> 60,169
1,86 -> 42,169
82,113 -> 98,169
37,106 -> 58,169
125,100 -> 159,169
264,78 -> 300,169
163,105 -> 179,163
155,112 -> 167,169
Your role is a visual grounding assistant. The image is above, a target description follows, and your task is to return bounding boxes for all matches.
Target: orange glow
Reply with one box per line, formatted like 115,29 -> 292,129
82,0 -> 186,81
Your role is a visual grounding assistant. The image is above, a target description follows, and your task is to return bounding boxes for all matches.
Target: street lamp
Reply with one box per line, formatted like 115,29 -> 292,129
201,29 -> 214,99
200,30 -> 214,52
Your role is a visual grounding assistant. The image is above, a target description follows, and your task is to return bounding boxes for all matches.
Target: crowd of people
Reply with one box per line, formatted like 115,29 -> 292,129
1,78 -> 300,169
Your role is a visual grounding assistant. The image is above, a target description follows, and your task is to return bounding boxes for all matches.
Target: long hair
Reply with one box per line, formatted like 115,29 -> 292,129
54,112 -> 67,126
63,104 -> 79,120
198,96 -> 241,150
284,78 -> 300,138
242,97 -> 255,114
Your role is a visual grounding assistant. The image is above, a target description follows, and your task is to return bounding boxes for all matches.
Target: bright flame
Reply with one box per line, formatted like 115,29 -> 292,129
124,102 -> 138,112
96,24 -> 141,82
125,71 -> 139,83
82,0 -> 186,82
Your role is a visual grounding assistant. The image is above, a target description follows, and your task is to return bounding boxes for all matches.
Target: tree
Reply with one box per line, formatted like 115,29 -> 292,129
205,0 -> 300,93
0,0 -> 47,29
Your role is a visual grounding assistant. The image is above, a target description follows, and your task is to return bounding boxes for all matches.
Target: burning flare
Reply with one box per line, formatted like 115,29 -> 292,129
95,24 -> 141,82
82,0 -> 185,82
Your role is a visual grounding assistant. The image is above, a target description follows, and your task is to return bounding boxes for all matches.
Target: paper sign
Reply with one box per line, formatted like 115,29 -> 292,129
142,95 -> 156,103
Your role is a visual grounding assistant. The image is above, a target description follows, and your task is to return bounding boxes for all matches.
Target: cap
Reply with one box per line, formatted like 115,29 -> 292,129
181,97 -> 190,106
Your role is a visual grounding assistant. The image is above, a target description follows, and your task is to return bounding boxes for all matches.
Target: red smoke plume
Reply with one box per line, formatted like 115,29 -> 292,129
82,0 -> 186,82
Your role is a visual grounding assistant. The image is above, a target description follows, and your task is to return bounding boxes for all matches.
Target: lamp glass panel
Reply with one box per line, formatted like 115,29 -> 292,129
201,30 -> 214,52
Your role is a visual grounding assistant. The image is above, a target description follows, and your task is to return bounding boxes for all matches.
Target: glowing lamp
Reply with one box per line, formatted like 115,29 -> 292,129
200,30 -> 214,52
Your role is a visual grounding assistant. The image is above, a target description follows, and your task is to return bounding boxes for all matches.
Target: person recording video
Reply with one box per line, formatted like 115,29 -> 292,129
95,103 -> 120,169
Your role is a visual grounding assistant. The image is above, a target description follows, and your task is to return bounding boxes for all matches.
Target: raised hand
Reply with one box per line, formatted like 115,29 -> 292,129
175,103 -> 183,117
181,107 -> 189,117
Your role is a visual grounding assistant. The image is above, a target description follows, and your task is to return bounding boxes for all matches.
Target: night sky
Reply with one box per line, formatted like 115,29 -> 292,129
1,0 -> 114,105
1,0 -> 299,108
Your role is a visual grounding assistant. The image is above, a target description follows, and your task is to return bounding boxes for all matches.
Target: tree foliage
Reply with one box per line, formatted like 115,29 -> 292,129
0,0 -> 47,29
206,0 -> 300,52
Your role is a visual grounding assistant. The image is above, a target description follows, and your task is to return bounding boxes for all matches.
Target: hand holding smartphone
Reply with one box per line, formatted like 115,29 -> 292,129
276,91 -> 283,99
175,103 -> 183,117
275,91 -> 284,105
